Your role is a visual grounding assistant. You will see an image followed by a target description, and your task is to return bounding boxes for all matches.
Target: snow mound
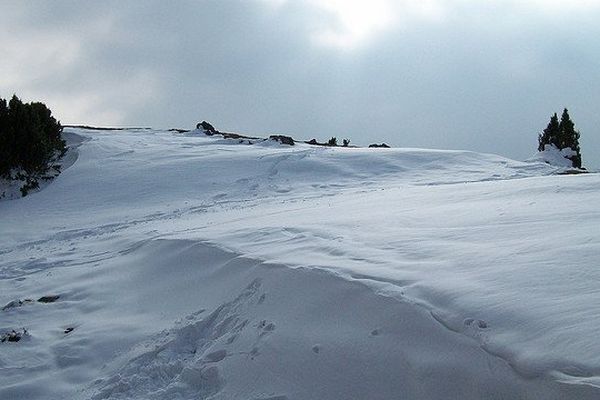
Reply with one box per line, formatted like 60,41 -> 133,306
1,127 -> 600,399
528,144 -> 577,168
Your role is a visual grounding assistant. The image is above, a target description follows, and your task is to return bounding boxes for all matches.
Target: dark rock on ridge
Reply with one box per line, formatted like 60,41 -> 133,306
269,135 -> 295,146
197,121 -> 217,135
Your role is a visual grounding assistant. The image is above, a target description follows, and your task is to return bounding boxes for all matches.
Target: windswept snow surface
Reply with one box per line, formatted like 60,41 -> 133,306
1,127 -> 599,399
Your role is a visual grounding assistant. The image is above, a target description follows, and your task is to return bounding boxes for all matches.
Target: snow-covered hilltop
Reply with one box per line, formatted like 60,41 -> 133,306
1,127 -> 599,399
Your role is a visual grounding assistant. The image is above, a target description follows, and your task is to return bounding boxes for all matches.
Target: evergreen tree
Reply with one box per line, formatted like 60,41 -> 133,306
0,98 -> 10,176
558,108 -> 582,168
538,113 -> 559,151
0,94 -> 65,186
538,108 -> 582,168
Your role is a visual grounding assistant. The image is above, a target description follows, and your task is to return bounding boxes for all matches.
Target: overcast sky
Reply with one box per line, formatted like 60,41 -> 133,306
1,0 -> 599,166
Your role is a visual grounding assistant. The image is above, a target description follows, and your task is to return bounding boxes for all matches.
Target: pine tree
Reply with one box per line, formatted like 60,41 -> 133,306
558,108 -> 582,168
538,113 -> 559,152
0,94 -> 65,184
538,108 -> 582,168
0,98 -> 10,176
559,109 -> 573,149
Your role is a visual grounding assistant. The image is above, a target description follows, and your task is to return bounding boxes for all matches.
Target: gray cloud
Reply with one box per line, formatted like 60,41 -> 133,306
1,0 -> 599,166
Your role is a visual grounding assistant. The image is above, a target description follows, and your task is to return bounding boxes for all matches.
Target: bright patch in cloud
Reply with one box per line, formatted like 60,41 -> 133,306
308,0 -> 446,49
310,0 -> 395,49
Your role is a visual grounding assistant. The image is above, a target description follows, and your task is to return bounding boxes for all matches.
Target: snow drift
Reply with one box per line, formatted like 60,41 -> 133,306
1,127 -> 599,399
528,144 -> 580,169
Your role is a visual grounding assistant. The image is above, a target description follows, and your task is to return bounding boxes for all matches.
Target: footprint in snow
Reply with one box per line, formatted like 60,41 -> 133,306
226,333 -> 239,344
464,318 -> 488,329
204,349 -> 227,363
250,346 -> 260,360
258,320 -> 276,336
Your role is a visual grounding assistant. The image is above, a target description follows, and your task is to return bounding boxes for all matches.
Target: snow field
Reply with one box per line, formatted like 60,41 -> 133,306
1,127 -> 599,399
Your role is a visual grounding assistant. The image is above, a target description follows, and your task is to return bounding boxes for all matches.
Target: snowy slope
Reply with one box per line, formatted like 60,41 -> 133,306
1,127 -> 599,399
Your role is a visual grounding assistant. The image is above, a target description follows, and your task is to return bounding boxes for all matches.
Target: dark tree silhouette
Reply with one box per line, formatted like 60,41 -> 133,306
558,109 -> 582,168
538,113 -> 559,152
538,108 -> 582,168
0,95 -> 65,194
